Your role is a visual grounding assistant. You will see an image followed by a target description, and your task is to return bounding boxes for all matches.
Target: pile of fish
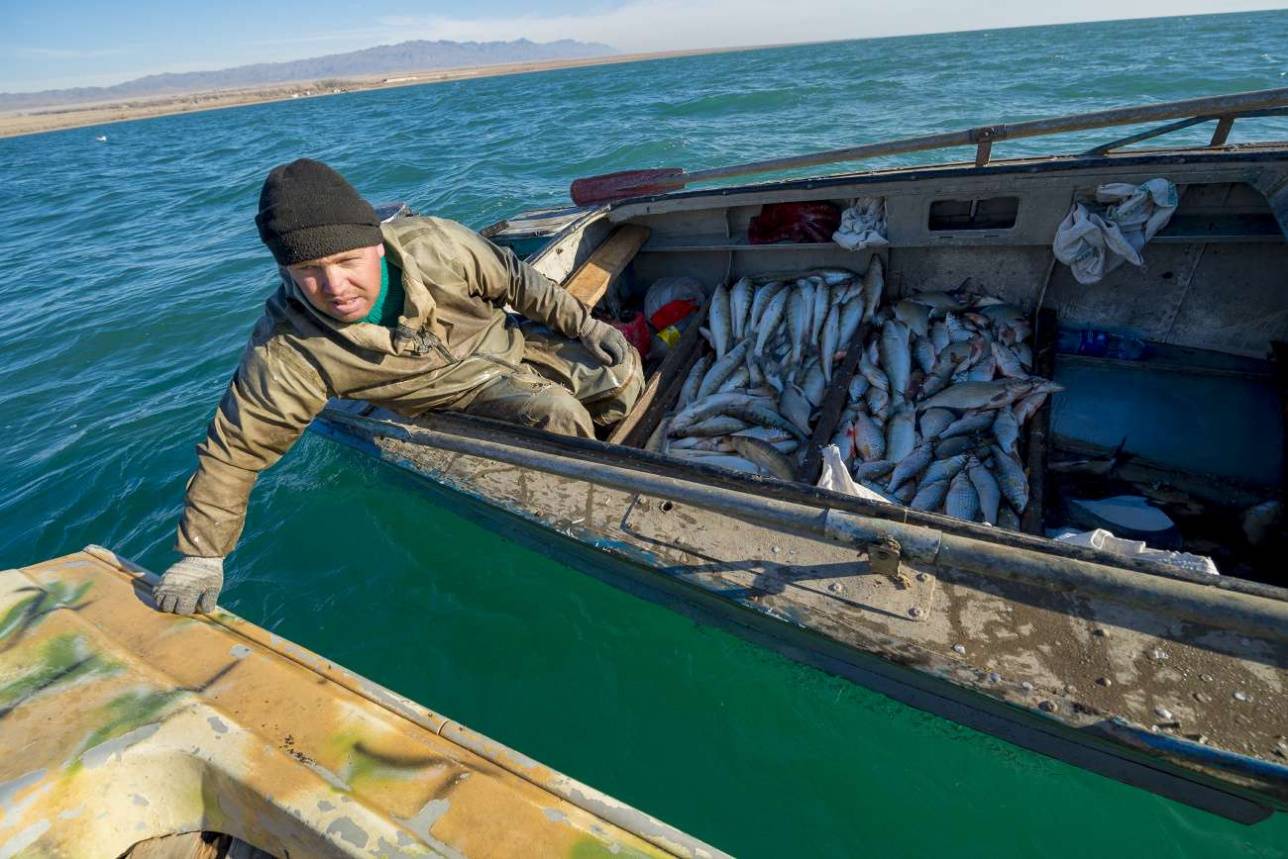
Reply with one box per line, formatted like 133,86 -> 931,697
831,282 -> 1061,527
652,263 -> 883,479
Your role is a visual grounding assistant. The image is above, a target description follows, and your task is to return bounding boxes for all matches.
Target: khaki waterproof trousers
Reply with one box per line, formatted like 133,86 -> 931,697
452,324 -> 643,438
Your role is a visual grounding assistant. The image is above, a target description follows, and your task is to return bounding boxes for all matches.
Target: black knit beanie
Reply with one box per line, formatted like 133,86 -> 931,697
255,159 -> 382,266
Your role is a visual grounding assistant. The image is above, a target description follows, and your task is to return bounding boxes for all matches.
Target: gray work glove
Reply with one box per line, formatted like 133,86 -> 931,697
155,556 -> 224,615
578,316 -> 629,366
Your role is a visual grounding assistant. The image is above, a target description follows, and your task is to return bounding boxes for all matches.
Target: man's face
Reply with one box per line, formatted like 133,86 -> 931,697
286,244 -> 385,322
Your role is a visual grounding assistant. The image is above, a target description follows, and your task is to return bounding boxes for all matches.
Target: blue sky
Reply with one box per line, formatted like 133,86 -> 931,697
2,0 -> 1281,92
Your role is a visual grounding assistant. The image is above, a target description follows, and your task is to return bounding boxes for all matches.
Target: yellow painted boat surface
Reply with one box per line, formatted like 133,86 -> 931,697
0,547 -> 721,858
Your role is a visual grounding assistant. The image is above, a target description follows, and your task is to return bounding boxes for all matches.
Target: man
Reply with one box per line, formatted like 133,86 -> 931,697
154,159 -> 642,615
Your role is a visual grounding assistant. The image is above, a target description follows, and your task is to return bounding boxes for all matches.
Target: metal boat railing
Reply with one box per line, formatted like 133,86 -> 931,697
571,87 -> 1288,204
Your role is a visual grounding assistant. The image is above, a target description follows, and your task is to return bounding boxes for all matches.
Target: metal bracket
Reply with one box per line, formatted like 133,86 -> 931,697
868,536 -> 907,587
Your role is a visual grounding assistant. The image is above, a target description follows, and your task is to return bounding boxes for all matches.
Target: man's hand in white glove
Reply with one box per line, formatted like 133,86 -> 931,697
155,556 -> 224,614
578,316 -> 630,366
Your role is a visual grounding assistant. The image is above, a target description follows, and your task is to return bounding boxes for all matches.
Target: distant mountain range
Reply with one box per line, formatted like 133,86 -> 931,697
1,38 -> 617,111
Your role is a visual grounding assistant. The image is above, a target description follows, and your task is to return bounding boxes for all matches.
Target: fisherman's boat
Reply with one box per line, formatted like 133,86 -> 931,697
316,89 -> 1288,824
0,548 -> 720,857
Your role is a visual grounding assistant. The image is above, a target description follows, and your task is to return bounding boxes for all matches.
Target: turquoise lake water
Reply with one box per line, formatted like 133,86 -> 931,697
3,10 -> 1288,856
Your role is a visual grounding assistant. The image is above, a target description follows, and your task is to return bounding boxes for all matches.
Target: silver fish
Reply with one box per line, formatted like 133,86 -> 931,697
859,347 -> 889,392
966,353 -> 997,382
716,365 -> 751,393
735,425 -> 794,443
930,320 -> 950,354
787,286 -> 811,368
885,403 -> 917,463
894,482 -> 918,504
854,459 -> 895,480
709,283 -> 732,359
759,358 -> 785,395
679,354 -> 710,409
918,363 -> 954,400
862,256 -> 884,322
919,453 -> 968,488
673,389 -> 764,432
847,373 -> 870,404
913,336 -> 937,375
992,408 -> 1020,454
911,480 -> 949,511
730,435 -> 795,481
979,303 -> 1027,329
820,303 -> 841,382
917,378 -> 1043,412
697,339 -> 752,399
910,288 -> 970,312
945,470 -> 980,521
725,400 -> 808,440
668,435 -> 734,451
967,456 -> 1001,525
746,350 -> 764,387
939,409 -> 995,440
894,300 -> 931,338
865,385 -> 890,422
730,276 -> 753,341
748,281 -> 785,332
945,312 -> 974,343
1013,342 -> 1034,369
919,408 -> 955,439
837,296 -> 866,352
989,444 -> 1030,512
879,320 -> 912,400
1012,390 -> 1049,425
934,436 -> 975,458
887,442 -> 933,492
779,383 -> 813,434
677,415 -> 748,437
820,270 -> 853,286
671,450 -> 764,475
859,480 -> 901,504
991,340 -> 1028,379
811,278 -> 831,345
803,360 -> 828,407
755,288 -> 790,356
830,418 -> 856,463
997,504 -> 1022,531
854,410 -> 886,461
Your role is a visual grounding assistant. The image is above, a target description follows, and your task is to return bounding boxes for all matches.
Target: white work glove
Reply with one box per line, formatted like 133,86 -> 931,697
578,316 -> 630,366
155,556 -> 224,615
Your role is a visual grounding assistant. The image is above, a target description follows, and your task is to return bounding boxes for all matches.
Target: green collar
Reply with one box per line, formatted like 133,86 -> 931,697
362,257 -> 404,327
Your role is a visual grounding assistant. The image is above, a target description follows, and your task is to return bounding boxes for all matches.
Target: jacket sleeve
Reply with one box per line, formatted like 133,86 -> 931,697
176,323 -> 329,557
442,218 -> 591,340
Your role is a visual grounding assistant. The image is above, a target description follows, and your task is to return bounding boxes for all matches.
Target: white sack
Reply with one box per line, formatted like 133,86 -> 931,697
1053,527 -> 1218,576
1052,178 -> 1178,284
818,444 -> 890,504
834,197 -> 890,251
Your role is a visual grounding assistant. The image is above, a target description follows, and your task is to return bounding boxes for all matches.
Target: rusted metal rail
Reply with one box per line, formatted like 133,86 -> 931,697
571,87 -> 1288,204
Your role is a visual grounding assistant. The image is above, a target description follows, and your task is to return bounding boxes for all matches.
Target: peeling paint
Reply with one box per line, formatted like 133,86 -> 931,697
325,815 -> 370,849
0,819 -> 50,859
229,644 -> 252,659
207,715 -> 229,734
79,722 -> 161,769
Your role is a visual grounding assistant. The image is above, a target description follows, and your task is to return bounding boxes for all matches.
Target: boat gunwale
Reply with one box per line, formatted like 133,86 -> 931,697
315,405 -> 1288,605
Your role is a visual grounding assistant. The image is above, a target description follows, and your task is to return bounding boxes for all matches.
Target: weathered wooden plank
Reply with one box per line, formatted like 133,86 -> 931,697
612,299 -> 710,448
1023,307 -> 1059,534
563,224 -> 651,307
796,321 -> 871,483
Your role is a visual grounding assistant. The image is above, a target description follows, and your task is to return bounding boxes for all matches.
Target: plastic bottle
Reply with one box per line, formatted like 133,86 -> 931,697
1055,328 -> 1148,360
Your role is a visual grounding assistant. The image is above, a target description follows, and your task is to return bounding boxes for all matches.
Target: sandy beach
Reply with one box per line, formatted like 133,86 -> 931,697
0,48 -> 736,139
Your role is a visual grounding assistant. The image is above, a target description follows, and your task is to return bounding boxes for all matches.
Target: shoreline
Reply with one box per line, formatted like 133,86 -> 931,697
0,47 -> 745,140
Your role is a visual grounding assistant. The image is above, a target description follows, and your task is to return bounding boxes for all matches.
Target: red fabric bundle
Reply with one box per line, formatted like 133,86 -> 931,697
748,202 -> 842,244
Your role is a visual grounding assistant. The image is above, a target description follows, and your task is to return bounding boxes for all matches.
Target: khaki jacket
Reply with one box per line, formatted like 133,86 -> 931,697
176,216 -> 592,557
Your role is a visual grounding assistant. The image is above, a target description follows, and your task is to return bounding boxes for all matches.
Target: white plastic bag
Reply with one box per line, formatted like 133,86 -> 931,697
833,197 -> 890,251
817,444 -> 890,503
1052,527 -> 1218,575
1052,178 -> 1178,284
